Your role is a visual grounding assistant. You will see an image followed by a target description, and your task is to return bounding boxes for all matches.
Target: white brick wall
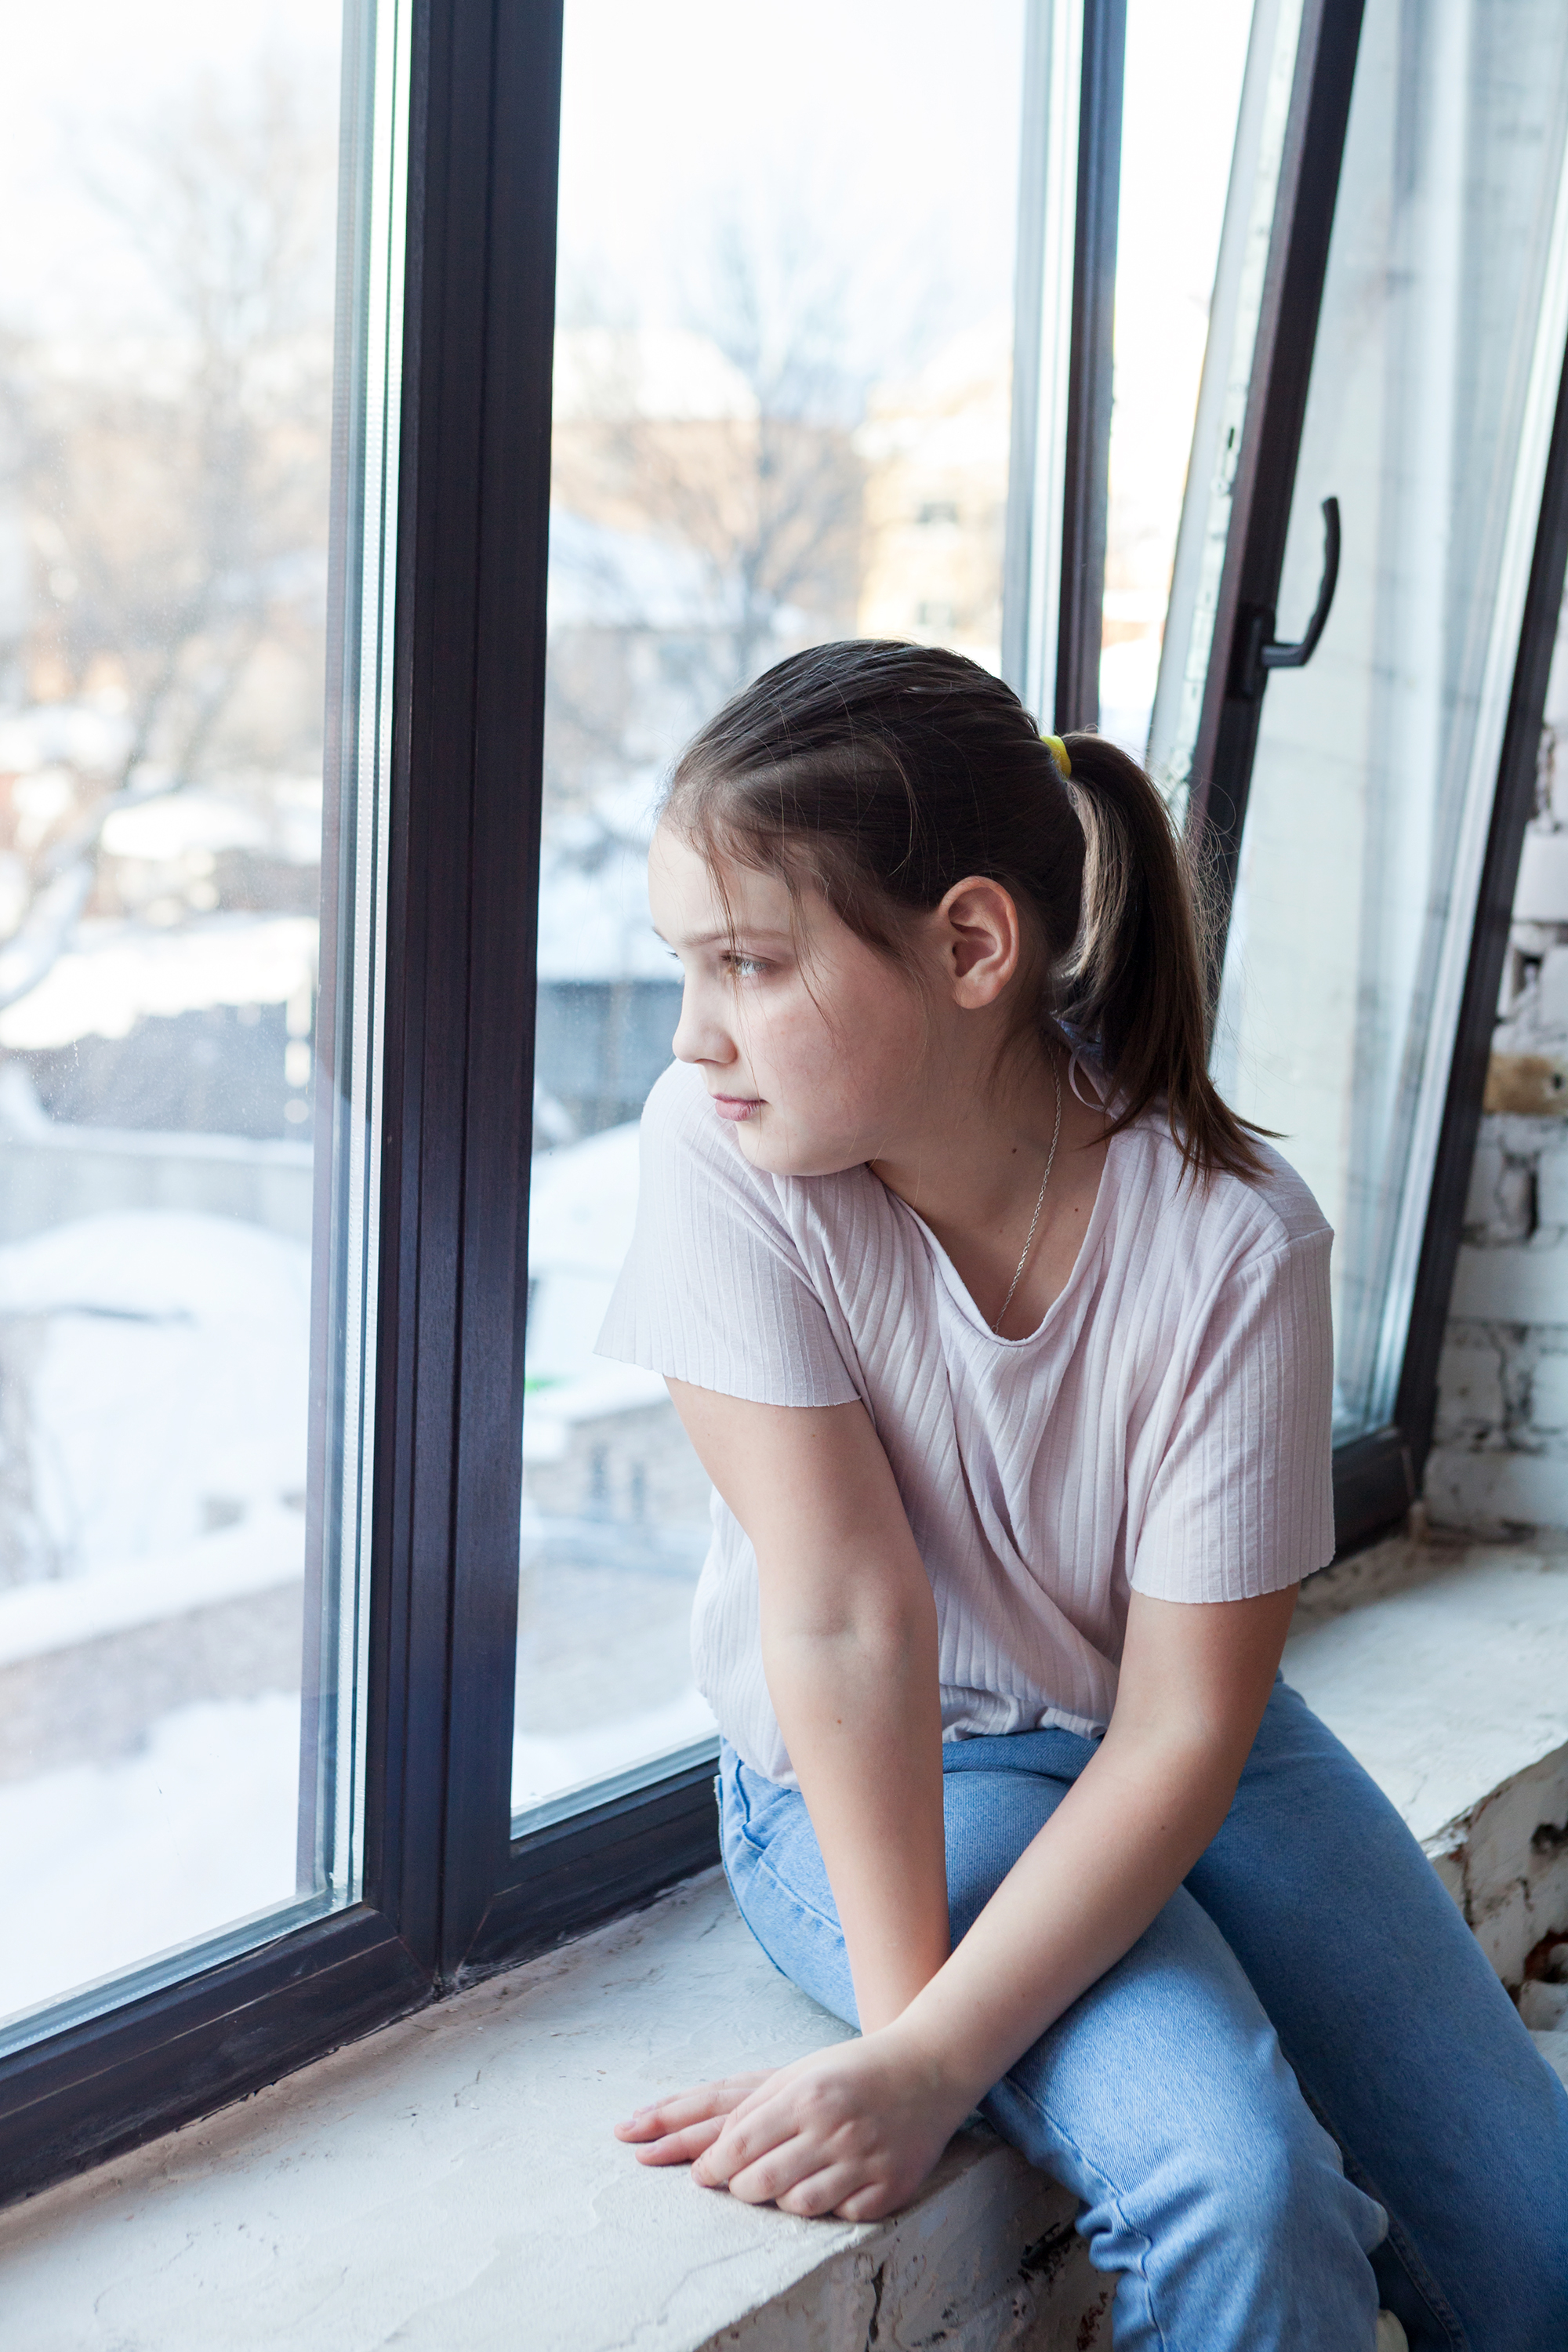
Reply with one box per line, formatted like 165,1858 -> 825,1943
1429,1126 -> 1568,1532
1428,707 -> 1568,1530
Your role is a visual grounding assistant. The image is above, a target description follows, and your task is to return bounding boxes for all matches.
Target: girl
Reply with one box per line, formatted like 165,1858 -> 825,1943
603,641 -> 1568,2350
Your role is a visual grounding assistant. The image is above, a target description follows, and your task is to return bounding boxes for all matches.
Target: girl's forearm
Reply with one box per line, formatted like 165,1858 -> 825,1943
882,1722 -> 1240,2115
762,1616 -> 949,2032
666,1388 -> 954,2033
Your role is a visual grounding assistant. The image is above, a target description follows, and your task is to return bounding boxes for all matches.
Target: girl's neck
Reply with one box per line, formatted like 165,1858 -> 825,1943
868,1040 -> 1097,1236
868,1039 -> 1112,1336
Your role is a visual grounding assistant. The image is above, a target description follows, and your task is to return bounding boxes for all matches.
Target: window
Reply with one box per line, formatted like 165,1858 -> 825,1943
1098,0 -> 1255,759
6,0 -> 1568,2205
1212,0 -> 1568,1446
0,0 -> 395,2047
515,0 -> 1032,1831
1152,0 -> 1568,1541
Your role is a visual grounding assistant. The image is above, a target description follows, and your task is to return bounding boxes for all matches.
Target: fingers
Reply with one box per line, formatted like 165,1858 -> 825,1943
618,2044 -> 938,2223
833,2179 -> 905,2223
775,2165 -> 865,2219
704,2131 -> 902,2220
723,2140 -> 833,2208
690,2099 -> 791,2190
681,2089 -> 906,2219
721,2140 -> 900,2220
692,2085 -> 840,2196
614,2089 -> 726,2143
615,2070 -> 775,2143
629,2116 -> 726,2168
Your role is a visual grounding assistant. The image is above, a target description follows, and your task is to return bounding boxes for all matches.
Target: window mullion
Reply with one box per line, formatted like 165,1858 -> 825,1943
1002,0 -> 1126,731
438,0 -> 564,1982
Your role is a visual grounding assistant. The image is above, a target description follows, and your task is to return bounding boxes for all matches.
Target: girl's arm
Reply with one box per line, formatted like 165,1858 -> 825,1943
664,1382 -> 950,2031
621,1430 -> 1297,2217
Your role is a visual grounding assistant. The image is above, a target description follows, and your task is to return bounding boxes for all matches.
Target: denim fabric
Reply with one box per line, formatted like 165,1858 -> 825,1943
719,1679 -> 1568,2352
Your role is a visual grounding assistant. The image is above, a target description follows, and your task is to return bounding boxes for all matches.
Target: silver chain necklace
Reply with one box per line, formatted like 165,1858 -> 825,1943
991,1050 -> 1063,1334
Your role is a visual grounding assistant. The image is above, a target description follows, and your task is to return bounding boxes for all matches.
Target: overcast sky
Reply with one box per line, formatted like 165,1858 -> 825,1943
0,1 -> 1248,365
0,0 -> 336,338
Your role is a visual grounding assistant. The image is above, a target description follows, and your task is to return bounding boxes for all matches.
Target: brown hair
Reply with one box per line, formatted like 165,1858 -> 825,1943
662,639 -> 1267,1181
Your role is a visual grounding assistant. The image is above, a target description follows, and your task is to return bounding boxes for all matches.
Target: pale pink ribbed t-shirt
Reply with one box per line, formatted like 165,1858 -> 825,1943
596,1060 -> 1334,1788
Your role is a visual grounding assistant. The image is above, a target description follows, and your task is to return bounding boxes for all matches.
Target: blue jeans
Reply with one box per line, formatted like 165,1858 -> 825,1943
718,1679 -> 1568,2351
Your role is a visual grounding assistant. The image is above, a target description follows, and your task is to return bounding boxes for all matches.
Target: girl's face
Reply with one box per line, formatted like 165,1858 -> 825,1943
648,823 -> 932,1178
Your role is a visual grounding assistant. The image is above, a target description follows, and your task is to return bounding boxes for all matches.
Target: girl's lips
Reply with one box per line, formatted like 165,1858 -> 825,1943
712,1094 -> 761,1123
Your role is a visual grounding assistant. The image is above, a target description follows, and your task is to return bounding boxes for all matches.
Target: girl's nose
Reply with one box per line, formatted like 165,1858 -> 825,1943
671,981 -> 732,1069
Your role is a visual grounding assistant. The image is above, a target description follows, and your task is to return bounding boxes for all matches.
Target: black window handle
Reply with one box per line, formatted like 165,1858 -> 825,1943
1231,496 -> 1341,701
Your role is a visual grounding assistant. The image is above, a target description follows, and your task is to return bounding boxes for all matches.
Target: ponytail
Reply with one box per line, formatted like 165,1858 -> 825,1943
1055,731 -> 1265,1178
664,641 -> 1269,1184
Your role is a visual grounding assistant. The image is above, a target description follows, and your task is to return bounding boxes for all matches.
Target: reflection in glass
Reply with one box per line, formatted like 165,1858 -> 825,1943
1146,0 -> 1306,796
0,0 -> 401,2037
1098,0 -> 1255,759
1212,0 -> 1568,1437
517,0 -> 1028,1818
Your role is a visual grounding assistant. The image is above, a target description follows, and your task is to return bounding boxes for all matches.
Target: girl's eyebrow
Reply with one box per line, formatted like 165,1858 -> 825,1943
655,925 -> 794,950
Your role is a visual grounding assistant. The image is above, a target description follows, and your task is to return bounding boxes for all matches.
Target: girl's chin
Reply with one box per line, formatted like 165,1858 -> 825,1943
730,1118 -> 865,1181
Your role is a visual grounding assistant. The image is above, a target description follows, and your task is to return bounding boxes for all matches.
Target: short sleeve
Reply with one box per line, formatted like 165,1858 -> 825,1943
594,1063 -> 861,1407
1129,1231 -> 1334,1602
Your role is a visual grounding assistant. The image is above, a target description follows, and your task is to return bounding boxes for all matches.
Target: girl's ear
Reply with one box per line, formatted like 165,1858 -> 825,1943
935,876 -> 1022,1007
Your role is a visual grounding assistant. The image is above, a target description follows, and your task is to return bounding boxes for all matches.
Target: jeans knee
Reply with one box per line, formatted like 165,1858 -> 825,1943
1080,2106 -> 1385,2351
1197,2105 -> 1384,2280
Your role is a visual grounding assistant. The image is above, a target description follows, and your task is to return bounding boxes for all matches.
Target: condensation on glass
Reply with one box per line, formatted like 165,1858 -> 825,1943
1210,0 -> 1568,1438
0,0 -> 405,2043
515,0 -> 1030,1822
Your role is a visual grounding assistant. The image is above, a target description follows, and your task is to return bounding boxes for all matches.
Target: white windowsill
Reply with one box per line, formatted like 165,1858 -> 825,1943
2,1531 -> 1566,2352
0,1874 -> 1101,2352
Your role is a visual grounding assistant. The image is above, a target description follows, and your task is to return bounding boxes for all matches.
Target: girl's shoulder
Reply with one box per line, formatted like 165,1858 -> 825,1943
1119,1111 -> 1331,1273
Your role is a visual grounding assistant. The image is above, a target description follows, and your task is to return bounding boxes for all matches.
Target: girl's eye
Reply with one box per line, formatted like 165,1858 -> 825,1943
724,953 -> 767,981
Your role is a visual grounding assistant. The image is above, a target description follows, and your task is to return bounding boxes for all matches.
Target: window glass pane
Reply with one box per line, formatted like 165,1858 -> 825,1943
1146,0 -> 1308,797
518,0 -> 1027,1821
1211,0 -> 1568,1438
0,0 -> 402,2042
1099,0 -> 1255,758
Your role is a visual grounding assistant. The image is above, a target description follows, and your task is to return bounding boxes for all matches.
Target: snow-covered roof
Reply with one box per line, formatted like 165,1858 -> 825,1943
524,1120 -> 668,1416
0,1207 -> 311,1324
0,1210 -> 311,1585
101,778 -> 322,868
528,1120 -> 642,1281
0,700 -> 132,776
0,1508 -> 303,1668
0,913 -> 318,1049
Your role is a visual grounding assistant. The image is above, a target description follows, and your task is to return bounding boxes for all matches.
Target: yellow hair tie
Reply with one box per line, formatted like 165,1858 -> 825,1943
1042,731 -> 1072,778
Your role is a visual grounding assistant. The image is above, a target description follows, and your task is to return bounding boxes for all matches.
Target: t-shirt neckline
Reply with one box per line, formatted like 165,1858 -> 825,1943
888,1117 -> 1126,1348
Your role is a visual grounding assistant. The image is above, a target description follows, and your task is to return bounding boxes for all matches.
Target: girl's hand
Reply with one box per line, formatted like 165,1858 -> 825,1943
616,2069 -> 779,2168
685,2031 -> 966,2221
